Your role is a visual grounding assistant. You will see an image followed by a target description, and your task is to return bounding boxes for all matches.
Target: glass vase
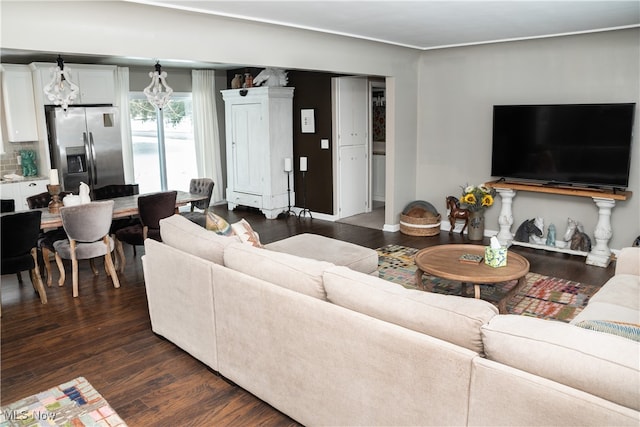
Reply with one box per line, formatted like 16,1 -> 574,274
468,210 -> 485,241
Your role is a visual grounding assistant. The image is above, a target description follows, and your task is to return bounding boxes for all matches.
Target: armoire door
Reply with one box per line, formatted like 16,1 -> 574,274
230,102 -> 263,194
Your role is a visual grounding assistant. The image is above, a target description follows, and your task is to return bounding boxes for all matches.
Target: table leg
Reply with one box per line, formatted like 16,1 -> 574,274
498,275 -> 528,314
586,197 -> 615,268
474,284 -> 481,299
496,188 -> 516,247
415,268 -> 432,291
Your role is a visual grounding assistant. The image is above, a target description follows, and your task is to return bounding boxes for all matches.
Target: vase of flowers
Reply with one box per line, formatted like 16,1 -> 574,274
459,184 -> 496,241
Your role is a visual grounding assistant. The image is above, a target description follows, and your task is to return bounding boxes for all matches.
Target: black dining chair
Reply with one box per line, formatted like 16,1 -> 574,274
1,199 -> 15,213
93,184 -> 139,200
180,178 -> 214,227
114,191 -> 177,272
1,199 -> 21,283
1,210 -> 48,307
94,184 -> 141,257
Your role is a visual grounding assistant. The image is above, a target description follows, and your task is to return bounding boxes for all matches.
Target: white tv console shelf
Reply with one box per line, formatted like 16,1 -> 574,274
485,181 -> 631,268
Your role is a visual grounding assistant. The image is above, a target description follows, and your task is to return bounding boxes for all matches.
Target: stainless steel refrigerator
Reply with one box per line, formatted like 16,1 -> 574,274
46,106 -> 125,194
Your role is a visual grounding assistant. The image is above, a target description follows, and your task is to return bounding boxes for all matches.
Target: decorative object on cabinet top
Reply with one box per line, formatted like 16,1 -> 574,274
253,68 -> 288,87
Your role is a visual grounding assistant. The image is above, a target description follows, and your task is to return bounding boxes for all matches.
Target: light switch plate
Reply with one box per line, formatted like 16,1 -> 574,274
321,139 -> 329,149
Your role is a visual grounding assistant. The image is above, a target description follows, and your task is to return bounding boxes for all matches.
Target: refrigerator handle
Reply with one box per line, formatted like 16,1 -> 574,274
83,132 -> 93,188
89,132 -> 98,186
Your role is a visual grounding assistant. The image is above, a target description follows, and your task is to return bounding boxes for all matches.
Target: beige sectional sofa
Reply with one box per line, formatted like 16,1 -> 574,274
142,214 -> 640,426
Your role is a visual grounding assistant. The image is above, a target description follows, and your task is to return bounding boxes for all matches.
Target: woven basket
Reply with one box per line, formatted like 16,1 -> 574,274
400,212 -> 441,236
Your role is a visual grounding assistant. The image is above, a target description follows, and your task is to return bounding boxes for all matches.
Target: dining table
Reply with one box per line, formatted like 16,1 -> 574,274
2,190 -> 209,229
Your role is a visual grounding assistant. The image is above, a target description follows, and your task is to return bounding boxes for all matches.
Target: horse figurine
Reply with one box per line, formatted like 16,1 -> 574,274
562,217 -> 579,242
446,196 -> 469,235
253,68 -> 288,87
530,217 -> 546,244
514,218 -> 543,243
570,228 -> 592,252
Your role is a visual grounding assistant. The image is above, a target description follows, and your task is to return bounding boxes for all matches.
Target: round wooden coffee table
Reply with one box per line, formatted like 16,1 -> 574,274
414,244 -> 530,313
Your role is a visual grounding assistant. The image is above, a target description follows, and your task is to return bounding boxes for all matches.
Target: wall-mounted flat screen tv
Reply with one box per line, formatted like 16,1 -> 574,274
491,103 -> 635,189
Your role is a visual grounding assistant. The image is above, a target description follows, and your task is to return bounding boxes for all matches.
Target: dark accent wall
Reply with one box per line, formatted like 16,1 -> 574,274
226,68 -> 339,215
288,70 -> 338,214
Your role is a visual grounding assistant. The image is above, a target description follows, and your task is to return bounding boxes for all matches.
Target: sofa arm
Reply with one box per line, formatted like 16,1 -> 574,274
616,247 -> 640,276
142,238 -> 219,371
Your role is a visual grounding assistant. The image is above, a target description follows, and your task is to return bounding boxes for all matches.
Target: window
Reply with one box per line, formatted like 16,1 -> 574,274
129,93 -> 196,194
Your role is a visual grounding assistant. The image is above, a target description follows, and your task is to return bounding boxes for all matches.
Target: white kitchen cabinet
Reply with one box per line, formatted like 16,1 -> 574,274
0,182 -> 22,206
1,64 -> 39,142
73,66 -> 116,105
0,179 -> 49,211
222,87 -> 295,219
32,63 -> 116,105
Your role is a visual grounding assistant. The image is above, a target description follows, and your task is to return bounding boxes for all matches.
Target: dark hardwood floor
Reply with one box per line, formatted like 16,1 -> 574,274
1,205 -> 616,426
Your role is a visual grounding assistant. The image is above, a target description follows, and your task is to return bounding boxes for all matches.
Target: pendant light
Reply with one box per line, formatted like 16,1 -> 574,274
43,55 -> 79,111
143,61 -> 173,110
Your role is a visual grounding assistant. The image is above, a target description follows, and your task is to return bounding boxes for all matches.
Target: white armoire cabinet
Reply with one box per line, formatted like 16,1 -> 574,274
222,87 -> 295,219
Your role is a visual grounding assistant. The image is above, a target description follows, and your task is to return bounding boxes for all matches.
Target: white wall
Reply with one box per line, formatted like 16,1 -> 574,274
4,2 -> 636,248
1,1 -> 420,226
128,67 -> 193,93
417,29 -> 640,250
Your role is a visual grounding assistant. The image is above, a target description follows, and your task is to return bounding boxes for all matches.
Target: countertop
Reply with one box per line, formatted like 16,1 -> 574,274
0,176 -> 48,184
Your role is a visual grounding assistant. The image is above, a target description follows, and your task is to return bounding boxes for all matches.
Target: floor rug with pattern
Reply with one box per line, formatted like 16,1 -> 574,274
377,244 -> 601,322
0,377 -> 127,427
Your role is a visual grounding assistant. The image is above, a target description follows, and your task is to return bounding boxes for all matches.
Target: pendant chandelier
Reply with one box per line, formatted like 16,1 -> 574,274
43,55 -> 79,111
143,61 -> 173,110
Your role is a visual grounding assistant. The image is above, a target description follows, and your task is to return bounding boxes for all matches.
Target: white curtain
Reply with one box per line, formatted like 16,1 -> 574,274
192,70 -> 224,203
114,67 -> 135,184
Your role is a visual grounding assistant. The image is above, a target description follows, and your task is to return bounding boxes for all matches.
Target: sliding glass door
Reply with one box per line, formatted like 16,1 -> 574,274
129,93 -> 196,194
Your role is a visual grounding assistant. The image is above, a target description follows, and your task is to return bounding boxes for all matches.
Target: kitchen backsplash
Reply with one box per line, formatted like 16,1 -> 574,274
1,141 -> 40,177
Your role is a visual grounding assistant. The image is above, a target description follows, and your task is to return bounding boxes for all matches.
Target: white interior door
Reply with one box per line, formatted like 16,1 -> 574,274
339,145 -> 368,217
334,76 -> 369,218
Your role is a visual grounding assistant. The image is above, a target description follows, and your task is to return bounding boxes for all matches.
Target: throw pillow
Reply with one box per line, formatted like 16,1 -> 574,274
575,319 -> 640,342
205,211 -> 233,236
231,218 -> 262,247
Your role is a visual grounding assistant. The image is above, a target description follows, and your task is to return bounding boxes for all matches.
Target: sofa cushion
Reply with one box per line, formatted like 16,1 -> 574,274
264,233 -> 378,275
159,214 -> 239,265
223,242 -> 334,300
323,266 -> 498,354
482,315 -> 640,411
570,274 -> 640,325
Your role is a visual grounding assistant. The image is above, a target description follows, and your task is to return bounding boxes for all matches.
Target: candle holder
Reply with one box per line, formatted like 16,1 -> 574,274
278,170 -> 296,219
47,184 -> 64,214
298,171 -> 312,219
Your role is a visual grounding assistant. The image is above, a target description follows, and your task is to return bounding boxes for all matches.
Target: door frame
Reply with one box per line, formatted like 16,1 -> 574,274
369,79 -> 386,209
332,76 -> 370,219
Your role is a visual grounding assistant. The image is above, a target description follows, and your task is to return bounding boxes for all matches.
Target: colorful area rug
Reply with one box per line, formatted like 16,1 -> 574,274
0,377 -> 126,427
377,244 -> 601,322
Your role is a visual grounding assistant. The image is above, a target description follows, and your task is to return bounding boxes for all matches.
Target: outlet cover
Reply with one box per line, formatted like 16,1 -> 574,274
321,139 -> 329,149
